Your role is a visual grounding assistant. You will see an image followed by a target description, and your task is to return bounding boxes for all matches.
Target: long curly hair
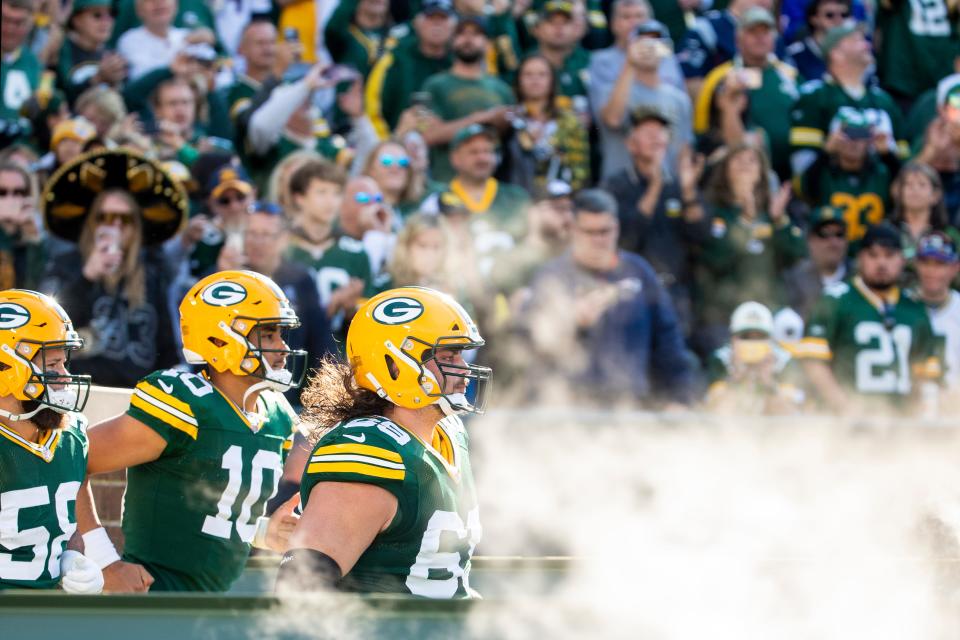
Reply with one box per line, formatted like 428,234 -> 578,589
704,143 -> 773,213
299,355 -> 391,444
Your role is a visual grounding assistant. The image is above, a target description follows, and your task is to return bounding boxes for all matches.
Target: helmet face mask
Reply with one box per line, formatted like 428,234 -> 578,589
412,337 -> 491,415
20,341 -> 91,415
233,317 -> 308,392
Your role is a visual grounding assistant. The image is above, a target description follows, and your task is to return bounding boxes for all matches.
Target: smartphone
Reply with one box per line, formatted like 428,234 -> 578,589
283,27 -> 299,42
738,68 -> 763,90
96,225 -> 123,275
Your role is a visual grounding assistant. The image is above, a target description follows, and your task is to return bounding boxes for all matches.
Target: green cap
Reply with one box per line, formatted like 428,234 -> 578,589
629,105 -> 670,128
70,0 -> 112,17
451,123 -> 497,150
808,205 -> 847,230
541,0 -> 574,18
738,7 -> 776,30
820,22 -> 862,60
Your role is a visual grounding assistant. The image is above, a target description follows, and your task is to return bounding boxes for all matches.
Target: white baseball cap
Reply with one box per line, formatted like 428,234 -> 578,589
730,301 -> 773,335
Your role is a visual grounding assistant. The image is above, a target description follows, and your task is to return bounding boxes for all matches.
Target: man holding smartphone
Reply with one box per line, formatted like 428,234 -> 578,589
694,7 -> 799,179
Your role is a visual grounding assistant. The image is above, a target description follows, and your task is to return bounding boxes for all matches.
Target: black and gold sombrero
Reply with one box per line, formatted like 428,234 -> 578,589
41,147 -> 188,245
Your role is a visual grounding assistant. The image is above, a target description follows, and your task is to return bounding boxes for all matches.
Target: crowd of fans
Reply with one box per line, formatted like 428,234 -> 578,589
1,0 -> 959,417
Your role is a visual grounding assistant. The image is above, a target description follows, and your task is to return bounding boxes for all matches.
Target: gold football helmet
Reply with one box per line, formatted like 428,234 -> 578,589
180,270 -> 307,391
0,290 -> 90,419
347,287 -> 491,415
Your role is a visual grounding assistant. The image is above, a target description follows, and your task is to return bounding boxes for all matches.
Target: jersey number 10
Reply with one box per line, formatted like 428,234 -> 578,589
201,446 -> 282,542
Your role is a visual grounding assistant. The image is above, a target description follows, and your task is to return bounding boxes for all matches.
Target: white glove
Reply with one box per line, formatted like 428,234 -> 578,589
60,550 -> 105,594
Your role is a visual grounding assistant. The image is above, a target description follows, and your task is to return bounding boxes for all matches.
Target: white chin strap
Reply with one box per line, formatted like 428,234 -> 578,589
0,387 -> 76,422
239,359 -> 295,431
437,394 -> 468,417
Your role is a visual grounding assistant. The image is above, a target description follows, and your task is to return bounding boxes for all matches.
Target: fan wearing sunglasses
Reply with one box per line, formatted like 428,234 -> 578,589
782,206 -> 851,321
55,0 -> 127,104
362,141 -> 430,218
786,0 -> 854,83
0,162 -> 44,289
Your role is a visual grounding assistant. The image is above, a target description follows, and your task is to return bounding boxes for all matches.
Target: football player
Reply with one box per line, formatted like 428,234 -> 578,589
276,287 -> 491,598
0,290 -> 141,593
798,223 -> 942,414
86,271 -> 310,591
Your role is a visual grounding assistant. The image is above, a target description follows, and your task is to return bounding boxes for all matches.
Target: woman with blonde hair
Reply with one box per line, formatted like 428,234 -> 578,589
266,149 -> 323,217
362,140 -> 432,217
386,213 -> 483,308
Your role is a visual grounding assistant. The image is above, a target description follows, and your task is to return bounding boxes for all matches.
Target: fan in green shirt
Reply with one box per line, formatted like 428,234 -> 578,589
528,0 -> 592,117
797,223 -> 942,414
1,0 -> 41,121
364,0 -> 455,139
324,0 -> 392,78
420,16 -> 515,182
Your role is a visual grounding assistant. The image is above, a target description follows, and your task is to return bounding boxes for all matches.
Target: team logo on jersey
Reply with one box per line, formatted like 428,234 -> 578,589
201,282 -> 248,306
0,303 -> 31,329
372,297 -> 424,325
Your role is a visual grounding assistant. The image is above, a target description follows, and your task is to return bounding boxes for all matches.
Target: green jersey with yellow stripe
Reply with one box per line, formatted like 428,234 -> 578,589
301,414 -> 481,598
122,369 -> 299,591
797,277 -> 941,403
0,414 -> 88,590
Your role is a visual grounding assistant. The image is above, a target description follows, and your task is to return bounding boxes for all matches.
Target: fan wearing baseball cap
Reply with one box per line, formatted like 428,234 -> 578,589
913,231 -> 960,394
705,301 -> 807,415
797,223 -> 942,414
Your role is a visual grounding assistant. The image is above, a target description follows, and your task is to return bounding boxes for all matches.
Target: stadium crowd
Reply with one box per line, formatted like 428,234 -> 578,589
1,0 -> 959,417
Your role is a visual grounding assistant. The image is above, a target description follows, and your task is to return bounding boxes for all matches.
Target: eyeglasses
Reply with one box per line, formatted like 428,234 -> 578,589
0,188 -> 28,197
217,193 -> 248,206
354,192 -> 384,204
575,226 -> 617,237
814,228 -> 846,240
821,10 -> 850,19
379,154 -> 410,168
96,211 -> 134,226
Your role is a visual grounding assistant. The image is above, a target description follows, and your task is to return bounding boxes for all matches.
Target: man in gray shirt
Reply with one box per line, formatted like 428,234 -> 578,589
589,13 -> 692,180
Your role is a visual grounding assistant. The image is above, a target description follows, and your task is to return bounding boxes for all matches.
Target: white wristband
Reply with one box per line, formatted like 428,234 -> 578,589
252,516 -> 271,550
81,527 -> 121,569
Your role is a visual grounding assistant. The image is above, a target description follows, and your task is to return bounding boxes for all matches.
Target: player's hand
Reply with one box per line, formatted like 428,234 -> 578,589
265,494 -> 300,553
102,560 -> 154,593
61,551 -> 104,594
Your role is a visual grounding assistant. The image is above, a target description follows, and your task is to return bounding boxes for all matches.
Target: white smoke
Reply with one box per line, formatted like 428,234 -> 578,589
468,411 -> 960,640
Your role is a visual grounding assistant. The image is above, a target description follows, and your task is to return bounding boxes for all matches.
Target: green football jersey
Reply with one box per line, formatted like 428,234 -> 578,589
1,47 -> 41,120
122,369 -> 298,591
300,414 -> 481,598
799,277 -> 941,401
799,158 -> 892,242
790,77 -> 907,157
0,414 -> 88,590
876,0 -> 959,98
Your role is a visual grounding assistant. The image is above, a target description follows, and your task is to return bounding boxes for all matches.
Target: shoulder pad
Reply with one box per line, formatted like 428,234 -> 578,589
336,236 -> 366,253
824,281 -> 850,298
308,417 -> 412,480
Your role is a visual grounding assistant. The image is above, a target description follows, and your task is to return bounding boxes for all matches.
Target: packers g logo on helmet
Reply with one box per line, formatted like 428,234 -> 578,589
372,297 -> 424,325
0,303 -> 31,329
200,282 -> 248,307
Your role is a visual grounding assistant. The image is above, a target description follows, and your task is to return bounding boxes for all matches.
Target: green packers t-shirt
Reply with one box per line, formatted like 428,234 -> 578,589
422,72 -> 514,182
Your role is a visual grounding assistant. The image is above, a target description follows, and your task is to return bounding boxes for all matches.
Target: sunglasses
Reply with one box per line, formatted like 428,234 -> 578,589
814,228 -> 846,240
217,193 -> 248,206
96,211 -> 134,226
821,10 -> 850,19
354,192 -> 384,204
0,188 -> 28,197
379,154 -> 410,168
